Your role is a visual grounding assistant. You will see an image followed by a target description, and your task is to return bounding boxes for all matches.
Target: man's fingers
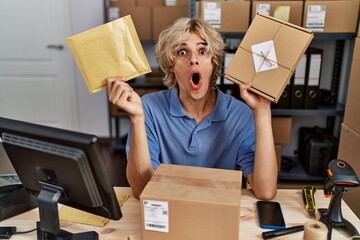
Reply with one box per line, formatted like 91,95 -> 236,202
107,77 -> 127,91
240,81 -> 252,91
107,77 -> 132,99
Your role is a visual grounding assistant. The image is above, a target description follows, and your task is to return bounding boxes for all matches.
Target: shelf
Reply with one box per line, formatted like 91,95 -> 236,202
313,33 -> 356,40
221,32 -> 246,39
271,103 -> 345,116
279,157 -> 326,182
128,75 -> 165,89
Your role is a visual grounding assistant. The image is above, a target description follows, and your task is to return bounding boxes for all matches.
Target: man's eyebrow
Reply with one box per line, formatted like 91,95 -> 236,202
179,41 -> 208,47
198,41 -> 208,46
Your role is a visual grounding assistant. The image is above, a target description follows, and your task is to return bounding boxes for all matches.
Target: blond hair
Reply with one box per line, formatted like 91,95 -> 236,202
155,18 -> 224,88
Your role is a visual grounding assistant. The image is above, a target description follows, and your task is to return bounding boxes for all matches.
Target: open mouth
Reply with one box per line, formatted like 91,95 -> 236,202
192,73 -> 200,85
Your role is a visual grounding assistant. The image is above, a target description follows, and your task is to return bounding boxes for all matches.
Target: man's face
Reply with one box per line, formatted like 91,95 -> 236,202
171,33 -> 213,101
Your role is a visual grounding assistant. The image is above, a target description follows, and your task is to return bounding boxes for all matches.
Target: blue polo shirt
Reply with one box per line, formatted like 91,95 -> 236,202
126,87 -> 255,177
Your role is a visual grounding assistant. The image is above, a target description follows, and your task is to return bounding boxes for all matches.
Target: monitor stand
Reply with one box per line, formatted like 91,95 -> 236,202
36,184 -> 98,240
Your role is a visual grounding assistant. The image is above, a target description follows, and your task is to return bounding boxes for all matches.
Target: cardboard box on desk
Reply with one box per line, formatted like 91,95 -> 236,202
343,38 -> 360,134
225,13 -> 313,103
140,164 -> 242,240
338,123 -> 360,219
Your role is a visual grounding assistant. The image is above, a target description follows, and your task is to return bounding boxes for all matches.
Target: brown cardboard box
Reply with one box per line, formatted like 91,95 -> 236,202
251,1 -> 304,26
272,117 -> 292,144
108,0 -> 137,21
338,123 -> 360,218
303,0 -> 360,33
140,164 -> 242,240
118,6 -> 152,40
225,13 -> 313,103
343,38 -> 360,134
110,0 -> 136,7
137,0 -> 164,6
152,6 -> 188,40
198,1 -> 250,32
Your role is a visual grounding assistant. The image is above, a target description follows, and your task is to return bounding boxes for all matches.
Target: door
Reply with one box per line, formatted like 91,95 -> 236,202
0,0 -> 78,130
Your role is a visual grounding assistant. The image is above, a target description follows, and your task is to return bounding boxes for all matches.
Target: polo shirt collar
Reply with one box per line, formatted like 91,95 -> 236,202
169,87 -> 228,122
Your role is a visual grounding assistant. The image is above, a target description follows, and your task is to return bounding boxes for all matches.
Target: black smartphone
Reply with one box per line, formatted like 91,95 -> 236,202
0,226 -> 16,239
256,201 -> 286,230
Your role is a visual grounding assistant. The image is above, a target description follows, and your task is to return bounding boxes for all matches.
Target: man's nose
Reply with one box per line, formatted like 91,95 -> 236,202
189,53 -> 199,66
189,60 -> 199,65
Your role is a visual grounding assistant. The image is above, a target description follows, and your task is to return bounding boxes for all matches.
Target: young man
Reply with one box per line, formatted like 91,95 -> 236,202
107,18 -> 277,199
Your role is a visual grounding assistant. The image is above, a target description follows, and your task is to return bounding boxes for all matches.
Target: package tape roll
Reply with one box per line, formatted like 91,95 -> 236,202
303,220 -> 328,240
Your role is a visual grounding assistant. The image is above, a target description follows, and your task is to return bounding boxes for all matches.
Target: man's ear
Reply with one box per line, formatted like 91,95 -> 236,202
169,65 -> 174,72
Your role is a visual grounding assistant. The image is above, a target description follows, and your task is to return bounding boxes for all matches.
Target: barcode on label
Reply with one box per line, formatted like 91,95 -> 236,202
146,223 -> 167,229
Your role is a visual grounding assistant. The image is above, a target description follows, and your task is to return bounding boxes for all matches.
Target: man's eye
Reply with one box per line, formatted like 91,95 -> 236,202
199,49 -> 208,55
178,50 -> 187,56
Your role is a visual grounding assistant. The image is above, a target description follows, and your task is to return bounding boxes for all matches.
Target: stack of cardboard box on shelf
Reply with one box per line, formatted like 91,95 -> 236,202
337,27 -> 360,218
109,0 -> 359,110
109,0 -> 188,41
109,0 -> 359,40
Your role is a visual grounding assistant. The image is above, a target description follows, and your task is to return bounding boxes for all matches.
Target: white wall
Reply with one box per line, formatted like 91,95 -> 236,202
68,0 -> 109,137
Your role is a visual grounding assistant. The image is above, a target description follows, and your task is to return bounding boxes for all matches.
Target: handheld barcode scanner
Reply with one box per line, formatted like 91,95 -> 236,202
318,159 -> 360,240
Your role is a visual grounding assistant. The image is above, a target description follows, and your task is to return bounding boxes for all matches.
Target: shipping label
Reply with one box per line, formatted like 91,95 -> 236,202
204,2 -> 221,29
143,200 -> 169,233
306,5 -> 326,32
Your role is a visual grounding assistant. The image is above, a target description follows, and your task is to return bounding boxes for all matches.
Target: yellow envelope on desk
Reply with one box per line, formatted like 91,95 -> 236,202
59,191 -> 129,227
66,15 -> 151,94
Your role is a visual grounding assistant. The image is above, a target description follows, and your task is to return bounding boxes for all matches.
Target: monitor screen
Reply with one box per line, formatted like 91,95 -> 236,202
0,117 -> 122,239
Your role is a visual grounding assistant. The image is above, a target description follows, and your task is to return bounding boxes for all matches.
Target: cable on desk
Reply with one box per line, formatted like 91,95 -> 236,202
13,226 -> 40,235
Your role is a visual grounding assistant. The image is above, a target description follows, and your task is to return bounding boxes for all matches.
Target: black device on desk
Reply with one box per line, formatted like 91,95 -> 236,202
257,201 -> 286,230
0,174 -> 38,221
0,226 -> 16,239
319,159 -> 360,240
0,117 -> 122,240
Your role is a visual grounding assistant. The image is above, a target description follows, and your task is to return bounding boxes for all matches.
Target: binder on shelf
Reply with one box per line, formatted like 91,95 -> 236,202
304,48 -> 323,109
290,54 -> 307,109
272,74 -> 293,109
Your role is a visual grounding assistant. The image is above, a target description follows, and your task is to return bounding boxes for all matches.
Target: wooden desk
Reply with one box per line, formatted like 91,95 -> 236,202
1,187 -> 359,239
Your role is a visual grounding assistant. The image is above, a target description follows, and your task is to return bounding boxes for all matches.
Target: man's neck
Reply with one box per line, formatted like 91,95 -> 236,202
180,88 -> 217,124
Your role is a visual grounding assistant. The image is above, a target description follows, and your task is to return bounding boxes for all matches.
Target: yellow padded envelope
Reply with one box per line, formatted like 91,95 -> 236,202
59,191 -> 129,227
66,15 -> 151,94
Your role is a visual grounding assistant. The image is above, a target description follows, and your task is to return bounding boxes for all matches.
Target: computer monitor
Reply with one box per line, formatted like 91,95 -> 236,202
0,117 -> 122,240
